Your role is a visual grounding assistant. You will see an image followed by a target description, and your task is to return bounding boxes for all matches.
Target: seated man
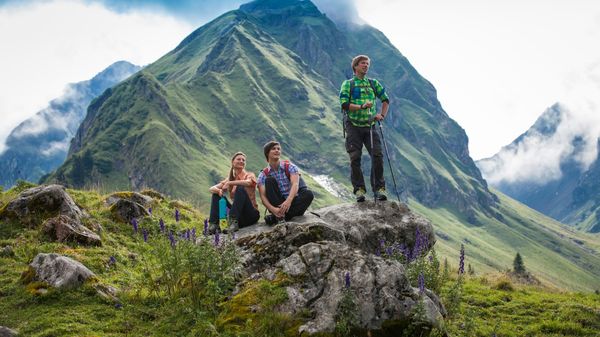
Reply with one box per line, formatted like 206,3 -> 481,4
257,140 -> 314,224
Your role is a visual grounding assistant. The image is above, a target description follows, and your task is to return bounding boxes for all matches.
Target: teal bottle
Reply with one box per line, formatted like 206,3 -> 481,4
218,197 -> 228,230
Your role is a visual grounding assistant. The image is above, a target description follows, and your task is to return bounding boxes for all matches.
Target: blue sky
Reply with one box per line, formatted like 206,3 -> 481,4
1,0 -> 600,172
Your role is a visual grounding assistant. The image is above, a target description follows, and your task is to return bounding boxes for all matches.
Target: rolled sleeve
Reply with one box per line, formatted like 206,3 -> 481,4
339,80 -> 350,109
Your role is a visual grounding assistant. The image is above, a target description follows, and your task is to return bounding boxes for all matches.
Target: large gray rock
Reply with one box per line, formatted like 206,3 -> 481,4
0,326 -> 18,337
43,215 -> 101,246
0,184 -> 87,227
235,201 -> 444,335
106,192 -> 153,223
29,253 -> 95,289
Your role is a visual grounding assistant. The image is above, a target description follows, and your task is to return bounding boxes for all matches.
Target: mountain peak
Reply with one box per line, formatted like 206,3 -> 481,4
240,0 -> 320,15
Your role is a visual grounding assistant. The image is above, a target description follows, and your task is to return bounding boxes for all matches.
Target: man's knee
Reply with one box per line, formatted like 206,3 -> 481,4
348,149 -> 362,162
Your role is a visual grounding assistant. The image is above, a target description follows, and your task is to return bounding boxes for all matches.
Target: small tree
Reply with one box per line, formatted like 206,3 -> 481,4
513,252 -> 526,274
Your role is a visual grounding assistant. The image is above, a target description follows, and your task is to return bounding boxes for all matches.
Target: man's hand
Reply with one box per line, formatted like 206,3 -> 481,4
279,199 -> 292,215
362,101 -> 373,109
374,113 -> 384,121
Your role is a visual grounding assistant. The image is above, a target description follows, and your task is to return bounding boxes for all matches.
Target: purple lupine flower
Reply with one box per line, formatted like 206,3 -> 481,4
344,271 -> 351,289
148,207 -> 152,215
429,255 -> 434,263
375,249 -> 381,257
412,227 -> 422,259
108,256 -> 117,266
380,239 -> 385,248
131,218 -> 139,234
168,231 -> 176,248
458,244 -> 465,275
214,232 -> 220,246
175,209 -> 180,222
203,219 -> 209,236
159,218 -> 165,233
115,303 -> 123,309
186,229 -> 191,241
142,229 -> 148,242
191,228 -> 197,242
418,272 -> 425,294
231,231 -> 236,240
386,246 -> 393,256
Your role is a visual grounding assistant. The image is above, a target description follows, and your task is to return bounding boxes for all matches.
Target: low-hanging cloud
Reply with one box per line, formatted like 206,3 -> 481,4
479,62 -> 600,186
0,0 -> 193,153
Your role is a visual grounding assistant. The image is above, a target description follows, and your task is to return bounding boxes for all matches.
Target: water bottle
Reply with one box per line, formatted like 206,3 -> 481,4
219,196 -> 228,231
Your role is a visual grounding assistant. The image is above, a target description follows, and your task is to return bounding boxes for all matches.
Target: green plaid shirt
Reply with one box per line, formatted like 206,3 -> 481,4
339,76 -> 389,127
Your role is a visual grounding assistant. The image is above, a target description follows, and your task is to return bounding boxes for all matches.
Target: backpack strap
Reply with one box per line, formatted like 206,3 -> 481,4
283,160 -> 291,180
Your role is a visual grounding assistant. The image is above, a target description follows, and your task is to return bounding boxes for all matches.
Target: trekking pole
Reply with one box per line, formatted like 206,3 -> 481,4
377,121 -> 404,203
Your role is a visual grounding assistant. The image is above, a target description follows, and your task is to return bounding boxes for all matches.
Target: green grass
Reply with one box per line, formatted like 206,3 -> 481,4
439,274 -> 600,337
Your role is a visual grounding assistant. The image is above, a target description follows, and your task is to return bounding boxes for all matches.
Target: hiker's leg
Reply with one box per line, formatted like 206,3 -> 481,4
232,187 -> 259,227
285,188 -> 314,221
366,127 -> 385,191
209,193 -> 221,224
346,124 -> 366,193
265,176 -> 286,208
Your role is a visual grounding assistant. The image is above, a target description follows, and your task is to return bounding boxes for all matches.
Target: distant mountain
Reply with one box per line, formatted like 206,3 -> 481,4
46,0 -> 496,219
478,103 -> 600,232
0,61 -> 141,189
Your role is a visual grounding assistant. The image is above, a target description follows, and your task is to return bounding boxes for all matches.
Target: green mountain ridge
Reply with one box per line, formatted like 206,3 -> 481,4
42,0 -> 600,291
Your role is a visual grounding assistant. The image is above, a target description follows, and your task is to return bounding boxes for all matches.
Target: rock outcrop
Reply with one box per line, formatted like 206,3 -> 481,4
106,192 -> 152,223
43,215 -> 101,246
26,253 -> 95,289
0,185 -> 86,227
234,201 -> 444,335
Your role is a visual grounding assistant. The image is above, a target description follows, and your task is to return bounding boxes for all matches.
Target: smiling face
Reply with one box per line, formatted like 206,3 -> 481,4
354,59 -> 370,76
268,144 -> 281,162
232,154 -> 246,170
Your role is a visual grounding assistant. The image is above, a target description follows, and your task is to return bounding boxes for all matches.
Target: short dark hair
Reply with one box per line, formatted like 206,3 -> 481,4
263,140 -> 280,161
352,54 -> 370,72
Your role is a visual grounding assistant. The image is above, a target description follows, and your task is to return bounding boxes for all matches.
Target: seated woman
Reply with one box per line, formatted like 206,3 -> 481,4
208,152 -> 259,233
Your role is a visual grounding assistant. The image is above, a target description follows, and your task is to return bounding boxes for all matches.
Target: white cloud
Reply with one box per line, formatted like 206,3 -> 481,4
479,61 -> 600,185
0,0 -> 193,153
355,0 -> 600,160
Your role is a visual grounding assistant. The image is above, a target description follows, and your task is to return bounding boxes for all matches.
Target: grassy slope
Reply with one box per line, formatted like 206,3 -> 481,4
411,189 -> 600,292
1,185 -> 600,337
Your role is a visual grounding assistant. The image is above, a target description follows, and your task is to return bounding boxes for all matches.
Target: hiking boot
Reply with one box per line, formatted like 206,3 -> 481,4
207,222 -> 219,235
265,214 -> 278,226
374,188 -> 388,201
224,216 -> 239,233
355,188 -> 366,202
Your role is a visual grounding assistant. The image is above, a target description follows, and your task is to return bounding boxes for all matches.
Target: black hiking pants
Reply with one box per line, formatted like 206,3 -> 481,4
209,188 -> 259,227
265,176 -> 314,221
345,122 -> 385,193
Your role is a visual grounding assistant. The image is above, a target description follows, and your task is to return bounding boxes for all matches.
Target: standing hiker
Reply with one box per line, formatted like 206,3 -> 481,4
208,152 -> 259,233
257,141 -> 314,224
339,54 -> 390,202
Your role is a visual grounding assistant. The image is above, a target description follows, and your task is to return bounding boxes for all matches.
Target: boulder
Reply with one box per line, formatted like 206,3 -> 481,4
0,245 -> 14,257
109,199 -> 149,223
0,326 -> 18,337
28,253 -> 95,289
105,191 -> 153,208
43,215 -> 101,246
234,201 -> 444,335
0,184 -> 87,227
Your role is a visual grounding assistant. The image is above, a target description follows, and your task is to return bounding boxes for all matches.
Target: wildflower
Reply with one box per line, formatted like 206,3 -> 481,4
429,255 -> 434,263
231,231 -> 236,240
159,218 -> 165,233
108,256 -> 117,266
458,244 -> 465,275
191,228 -> 197,242
143,229 -> 148,243
412,227 -> 422,260
418,272 -> 425,294
386,246 -> 393,256
175,209 -> 180,222
380,238 -> 385,248
115,303 -> 123,309
203,219 -> 208,236
131,218 -> 139,234
344,271 -> 351,289
214,232 -> 220,246
168,231 -> 176,248
148,207 -> 152,215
